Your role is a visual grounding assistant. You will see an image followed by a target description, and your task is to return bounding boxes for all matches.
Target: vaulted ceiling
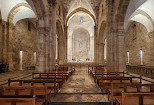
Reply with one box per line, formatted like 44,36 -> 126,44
60,0 -> 102,18
0,0 -> 36,25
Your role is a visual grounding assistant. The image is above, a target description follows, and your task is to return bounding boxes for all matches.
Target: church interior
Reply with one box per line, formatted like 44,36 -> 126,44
0,0 -> 154,105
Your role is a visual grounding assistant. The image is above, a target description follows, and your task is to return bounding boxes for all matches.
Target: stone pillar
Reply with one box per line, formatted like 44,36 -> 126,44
8,23 -> 15,71
94,25 -> 98,64
149,32 -> 154,65
98,43 -> 104,65
36,20 -> 46,72
106,0 -> 114,71
44,27 -> 50,71
64,26 -> 68,64
49,0 -> 56,70
2,22 -> 9,64
0,23 -> 2,62
117,26 -> 126,72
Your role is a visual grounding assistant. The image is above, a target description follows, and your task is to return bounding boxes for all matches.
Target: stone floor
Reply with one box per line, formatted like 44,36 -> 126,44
50,66 -> 108,102
0,66 -> 154,103
0,69 -> 33,86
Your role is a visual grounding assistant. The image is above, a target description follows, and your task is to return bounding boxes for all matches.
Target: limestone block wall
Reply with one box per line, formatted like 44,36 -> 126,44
0,23 -> 2,62
12,19 -> 36,70
126,22 -> 153,66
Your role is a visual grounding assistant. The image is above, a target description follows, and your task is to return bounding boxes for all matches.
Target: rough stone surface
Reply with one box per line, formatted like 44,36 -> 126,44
126,22 -> 153,66
12,19 -> 36,70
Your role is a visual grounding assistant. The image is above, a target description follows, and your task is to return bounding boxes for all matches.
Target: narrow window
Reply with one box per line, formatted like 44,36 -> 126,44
127,51 -> 130,63
102,4 -> 103,15
104,39 -> 107,61
133,24 -> 136,40
80,17 -> 83,23
140,49 -> 143,65
28,21 -> 31,31
59,5 -> 61,16
34,52 -> 36,65
19,50 -> 23,70
56,34 -> 58,60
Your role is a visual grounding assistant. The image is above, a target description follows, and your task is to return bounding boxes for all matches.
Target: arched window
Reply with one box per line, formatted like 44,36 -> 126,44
34,52 -> 36,65
104,39 -> 107,61
127,51 -> 130,64
139,49 -> 143,65
59,5 -> 61,16
102,4 -> 103,15
80,17 -> 83,23
19,50 -> 23,70
133,24 -> 136,40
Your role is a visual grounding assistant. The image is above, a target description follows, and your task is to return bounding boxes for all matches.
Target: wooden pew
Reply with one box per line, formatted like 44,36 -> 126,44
32,72 -> 66,88
115,93 -> 154,105
88,65 -> 105,74
33,71 -> 70,80
56,65 -> 75,73
8,79 -> 59,95
94,72 -> 125,83
110,83 -> 154,105
0,95 -> 36,105
111,84 -> 154,105
0,86 -> 49,105
99,76 -> 142,92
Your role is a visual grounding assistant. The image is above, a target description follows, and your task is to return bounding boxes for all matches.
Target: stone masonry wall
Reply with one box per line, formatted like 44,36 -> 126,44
126,22 -> 152,66
0,23 -> 2,62
12,19 -> 36,70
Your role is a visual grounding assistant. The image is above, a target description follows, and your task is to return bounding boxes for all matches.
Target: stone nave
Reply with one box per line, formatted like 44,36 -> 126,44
0,0 -> 154,105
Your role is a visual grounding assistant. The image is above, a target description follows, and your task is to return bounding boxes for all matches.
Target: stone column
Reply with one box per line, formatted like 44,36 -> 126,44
94,25 -> 98,64
2,22 -> 9,64
64,26 -> 68,64
106,0 -> 114,71
98,43 -> 104,65
8,23 -> 15,71
36,20 -> 46,72
149,32 -> 154,65
117,26 -> 126,72
44,27 -> 50,71
49,0 -> 56,70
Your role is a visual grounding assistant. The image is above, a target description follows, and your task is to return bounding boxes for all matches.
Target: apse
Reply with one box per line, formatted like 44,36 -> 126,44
67,11 -> 95,63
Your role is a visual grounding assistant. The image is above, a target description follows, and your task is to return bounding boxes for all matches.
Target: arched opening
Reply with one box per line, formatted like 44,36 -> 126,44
97,22 -> 107,65
67,11 -> 95,63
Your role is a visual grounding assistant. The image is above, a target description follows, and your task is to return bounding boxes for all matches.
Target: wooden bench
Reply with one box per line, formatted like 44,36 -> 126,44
56,65 -> 75,73
94,72 -> 125,83
88,65 -> 105,74
32,72 -> 66,88
0,86 -> 49,105
33,71 -> 70,80
0,95 -> 36,105
110,83 -> 154,105
99,76 -> 142,92
115,92 -> 154,105
8,79 -> 58,95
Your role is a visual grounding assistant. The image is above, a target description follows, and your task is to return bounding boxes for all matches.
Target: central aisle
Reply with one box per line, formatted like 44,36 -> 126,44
51,66 -> 108,102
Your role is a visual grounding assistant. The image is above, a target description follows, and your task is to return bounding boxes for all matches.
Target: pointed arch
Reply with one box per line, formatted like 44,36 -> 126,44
66,8 -> 96,26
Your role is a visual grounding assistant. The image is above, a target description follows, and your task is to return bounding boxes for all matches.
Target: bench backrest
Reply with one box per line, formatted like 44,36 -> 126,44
100,76 -> 142,83
0,86 -> 47,105
121,92 -> 154,105
32,72 -> 64,79
8,79 -> 56,86
94,72 -> 124,77
0,95 -> 36,105
110,83 -> 154,105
